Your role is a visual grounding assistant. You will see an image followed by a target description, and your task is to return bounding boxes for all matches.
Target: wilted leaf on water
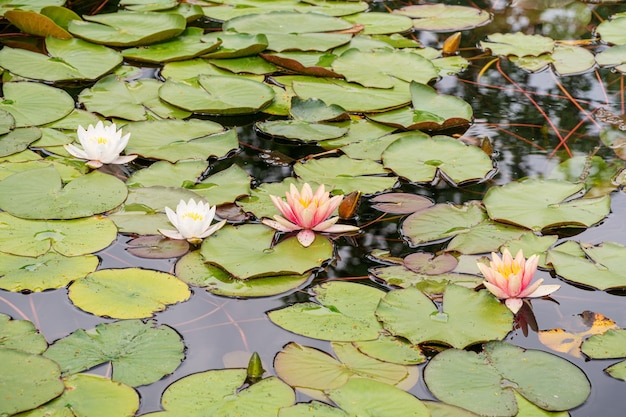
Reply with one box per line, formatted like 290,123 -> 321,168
538,311 -> 619,357
126,235 -> 189,259
370,192 -> 433,214
404,252 -> 458,275
44,320 -> 185,387
4,9 -> 71,38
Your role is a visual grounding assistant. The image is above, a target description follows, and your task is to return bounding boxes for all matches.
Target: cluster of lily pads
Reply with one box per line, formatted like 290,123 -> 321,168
1,0 -> 626,416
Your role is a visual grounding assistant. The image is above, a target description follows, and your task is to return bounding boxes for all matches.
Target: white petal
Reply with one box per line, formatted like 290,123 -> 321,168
199,219 -> 226,238
297,229 -> 315,247
525,284 -> 561,299
505,298 -> 523,314
64,143 -> 89,160
111,154 -> 138,165
159,228 -> 184,240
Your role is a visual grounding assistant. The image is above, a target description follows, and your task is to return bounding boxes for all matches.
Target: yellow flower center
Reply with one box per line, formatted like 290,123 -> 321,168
183,212 -> 204,221
497,262 -> 522,279
95,136 -> 108,144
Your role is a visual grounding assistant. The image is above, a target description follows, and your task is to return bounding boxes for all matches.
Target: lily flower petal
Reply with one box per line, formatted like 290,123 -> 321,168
159,198 -> 225,244
64,121 -> 137,168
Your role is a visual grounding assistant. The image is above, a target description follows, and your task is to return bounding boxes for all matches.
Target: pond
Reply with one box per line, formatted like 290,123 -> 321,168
1,0 -> 626,416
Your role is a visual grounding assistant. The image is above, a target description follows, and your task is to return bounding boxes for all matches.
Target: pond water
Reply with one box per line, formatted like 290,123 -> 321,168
2,0 -> 626,416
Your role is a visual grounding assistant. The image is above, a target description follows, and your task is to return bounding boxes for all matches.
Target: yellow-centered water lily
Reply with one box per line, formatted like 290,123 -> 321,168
262,183 -> 359,247
477,248 -> 560,314
159,198 -> 226,245
64,121 -> 137,169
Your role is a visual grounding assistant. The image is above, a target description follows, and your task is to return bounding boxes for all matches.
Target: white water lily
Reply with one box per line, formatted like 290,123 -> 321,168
159,198 -> 226,245
64,121 -> 137,169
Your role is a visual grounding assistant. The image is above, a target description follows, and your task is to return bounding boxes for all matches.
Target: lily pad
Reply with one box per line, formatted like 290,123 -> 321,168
376,284 -> 513,348
256,120 -> 348,142
445,220 -> 530,255
0,348 -> 64,416
353,334 -> 426,365
68,11 -> 186,46
581,329 -> 626,380
0,212 -> 118,256
44,320 -> 185,387
0,37 -> 122,82
3,9 -> 70,38
17,373 -> 140,417
126,160 -> 209,188
294,155 -> 396,195
223,10 -> 353,34
331,49 -> 438,89
480,32 -> 555,57
547,241 -> 626,290
268,281 -> 384,341
176,250 -> 310,297
370,192 -> 434,214
159,75 -> 275,115
188,164 -> 252,205
342,12 -> 413,35
482,179 -> 610,232
0,81 -> 74,127
383,135 -> 491,185
369,265 -> 483,293
0,251 -> 98,292
424,341 -> 591,416
202,32 -> 268,59
208,56 -> 277,74
124,119 -> 234,162
274,342 -> 412,392
200,224 -> 333,279
596,16 -> 626,45
260,51 -> 341,78
0,165 -> 128,219
0,314 -> 47,354
394,4 -> 491,32
0,127 -> 41,157
122,27 -> 221,63
68,268 -> 191,319
78,75 -> 192,121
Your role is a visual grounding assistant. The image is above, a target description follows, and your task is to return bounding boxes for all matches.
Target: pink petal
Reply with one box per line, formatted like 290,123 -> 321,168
525,284 -> 561,299
517,278 -> 544,298
317,223 -> 359,234
505,298 -> 523,314
262,217 -> 300,232
483,281 -> 509,299
521,254 -> 539,287
297,229 -> 315,247
506,274 -> 523,297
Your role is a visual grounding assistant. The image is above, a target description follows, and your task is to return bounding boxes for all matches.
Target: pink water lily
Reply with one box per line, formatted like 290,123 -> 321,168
477,248 -> 560,314
64,121 -> 137,169
262,183 -> 359,247
159,198 -> 226,245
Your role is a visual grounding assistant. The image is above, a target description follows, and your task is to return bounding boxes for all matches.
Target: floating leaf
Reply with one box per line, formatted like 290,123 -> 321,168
0,166 -> 128,219
0,314 -> 47,354
0,127 -> 41,157
342,12 -> 413,35
0,82 -> 74,127
0,212 -> 117,256
596,16 -> 626,45
188,164 -> 252,206
44,320 -> 184,387
126,160 -> 208,188
547,241 -> 626,290
480,32 -> 555,57
353,334 -> 426,365
268,281 -> 384,341
0,251 -> 98,292
482,179 -> 610,232
445,220 -> 530,255
256,120 -> 348,142
202,32 -> 268,59
200,224 -> 333,279
0,348 -> 64,415
122,27 -> 220,63
424,341 -> 590,416
4,9 -> 71,38
68,268 -> 191,319
581,328 -> 626,380
395,4 -> 491,32
370,264 -> 483,293
404,252 -> 458,275
175,250 -> 310,297
126,235 -> 189,259
68,11 -> 186,46
223,11 -> 353,34
376,284 -> 513,348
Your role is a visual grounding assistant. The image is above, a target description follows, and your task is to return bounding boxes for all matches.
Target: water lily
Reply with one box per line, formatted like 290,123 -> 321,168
477,248 -> 560,314
159,198 -> 226,245
64,121 -> 137,169
262,183 -> 359,247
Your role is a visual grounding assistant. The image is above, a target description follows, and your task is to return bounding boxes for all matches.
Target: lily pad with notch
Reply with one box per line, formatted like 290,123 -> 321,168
370,192 -> 434,214
581,328 -> 626,381
122,27 -> 221,63
0,81 -> 74,127
202,32 -> 268,59
0,314 -> 47,354
394,4 -> 491,32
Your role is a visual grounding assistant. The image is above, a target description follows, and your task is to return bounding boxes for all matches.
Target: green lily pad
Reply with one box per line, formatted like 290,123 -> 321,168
188,164 -> 252,205
256,120 -> 348,142
370,82 -> 473,131
202,32 -> 268,59
0,348 -> 64,416
0,166 -> 128,219
127,160 -> 209,188
160,58 -> 237,81
279,401 -> 348,417
78,75 -> 192,121
294,155 -> 396,195
581,329 -> 626,380
331,49 -> 438,89
424,341 -> 591,416
548,155 -> 623,197
200,224 -> 333,279
208,56 -> 277,75
223,10 -> 353,34
376,284 -> 513,348
328,378 -> 429,416
0,37 -> 122,82
289,76 -> 412,113
123,27 -> 221,63
394,4 -> 491,31
68,268 -> 191,319
176,250 -> 310,297
120,0 -> 178,12
501,233 -> 559,269
44,320 -> 184,387
0,81 -> 74,127
0,251 -> 98,292
480,32 -> 555,57
342,12 -> 413,35
16,373 -> 139,417
445,220 -> 530,255
0,212 -> 117,256
596,44 -> 626,72
369,265 -> 482,293
68,11 -> 186,46
597,16 -> 626,45
551,44 -> 596,75
0,0 -> 64,16
0,127 -> 41,157
482,179 -> 610,232
159,75 -> 275,115
370,192 -> 434,214
274,342 -> 413,392
353,334 -> 426,365
547,241 -> 626,290
124,119 -> 234,161
0,108 -> 15,135
268,281 -> 384,341
401,201 -> 487,246
159,369 -> 295,416
0,314 -> 47,354
126,235 -> 190,259
383,135 -> 491,185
